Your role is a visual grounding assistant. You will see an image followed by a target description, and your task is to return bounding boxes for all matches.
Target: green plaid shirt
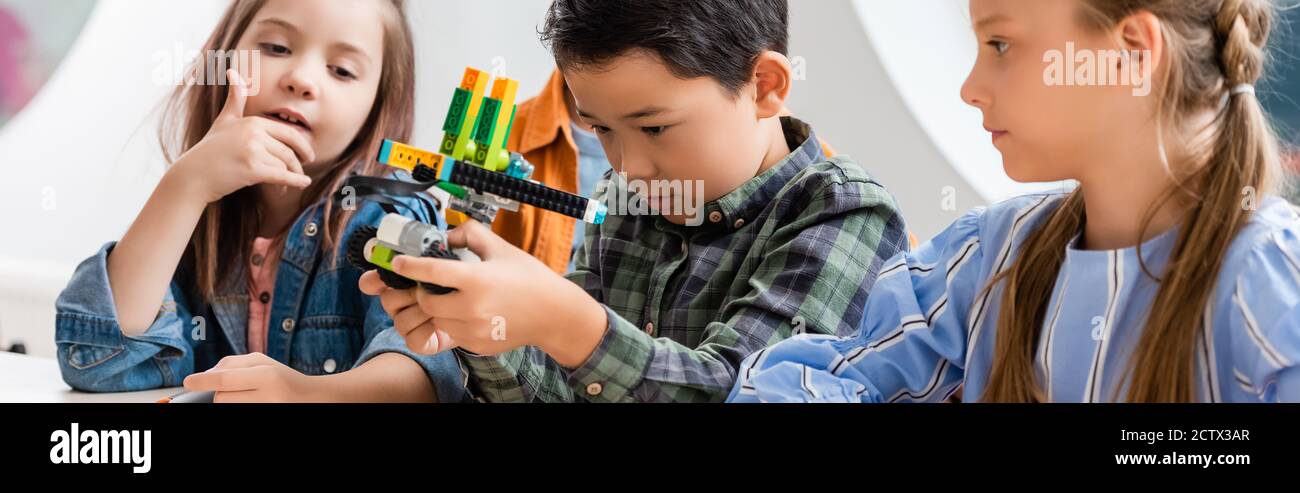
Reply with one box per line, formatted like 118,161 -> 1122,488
454,117 -> 908,402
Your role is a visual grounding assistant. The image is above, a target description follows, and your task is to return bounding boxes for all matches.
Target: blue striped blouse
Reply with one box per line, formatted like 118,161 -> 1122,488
729,194 -> 1300,403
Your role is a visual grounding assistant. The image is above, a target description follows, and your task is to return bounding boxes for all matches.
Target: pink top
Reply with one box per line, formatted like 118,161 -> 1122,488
247,237 -> 280,355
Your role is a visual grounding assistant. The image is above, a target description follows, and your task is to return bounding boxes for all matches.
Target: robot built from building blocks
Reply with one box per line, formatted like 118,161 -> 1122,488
340,67 -> 607,294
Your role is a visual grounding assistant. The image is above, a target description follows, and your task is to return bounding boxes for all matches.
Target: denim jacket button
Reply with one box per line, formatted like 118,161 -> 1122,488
281,318 -> 295,332
304,222 -> 319,237
322,358 -> 337,374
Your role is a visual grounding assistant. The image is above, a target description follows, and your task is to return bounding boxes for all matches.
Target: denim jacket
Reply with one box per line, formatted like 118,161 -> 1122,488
54,181 -> 468,402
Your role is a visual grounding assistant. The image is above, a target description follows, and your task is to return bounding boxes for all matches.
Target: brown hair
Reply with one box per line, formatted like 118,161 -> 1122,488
159,0 -> 415,300
981,0 -> 1283,402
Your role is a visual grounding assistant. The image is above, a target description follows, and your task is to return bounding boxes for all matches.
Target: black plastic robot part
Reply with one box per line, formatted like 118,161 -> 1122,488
345,225 -> 457,295
413,163 -> 591,220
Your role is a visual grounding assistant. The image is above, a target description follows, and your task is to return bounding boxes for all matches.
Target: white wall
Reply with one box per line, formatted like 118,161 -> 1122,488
0,0 -> 558,357
0,0 -> 230,357
0,0 -> 1034,357
790,0 -> 1066,242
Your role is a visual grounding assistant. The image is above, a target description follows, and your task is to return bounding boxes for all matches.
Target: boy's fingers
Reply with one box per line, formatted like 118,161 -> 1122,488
378,285 -> 418,315
414,287 -> 471,319
184,367 -> 267,392
216,69 -> 247,123
430,317 -> 475,338
358,270 -> 387,295
428,330 -> 454,353
392,304 -> 433,337
403,323 -> 442,354
409,325 -> 457,354
432,329 -> 457,353
446,220 -> 502,259
428,319 -> 466,353
390,255 -> 471,289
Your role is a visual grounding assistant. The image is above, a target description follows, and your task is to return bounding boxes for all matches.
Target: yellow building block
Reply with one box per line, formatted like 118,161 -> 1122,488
377,140 -> 444,173
483,77 -> 519,171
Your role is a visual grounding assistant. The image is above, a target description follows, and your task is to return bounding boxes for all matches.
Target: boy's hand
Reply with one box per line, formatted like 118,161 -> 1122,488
358,271 -> 456,354
181,352 -> 324,403
373,220 -> 608,367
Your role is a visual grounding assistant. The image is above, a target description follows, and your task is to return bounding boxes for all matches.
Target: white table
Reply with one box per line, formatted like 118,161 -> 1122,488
0,351 -> 179,403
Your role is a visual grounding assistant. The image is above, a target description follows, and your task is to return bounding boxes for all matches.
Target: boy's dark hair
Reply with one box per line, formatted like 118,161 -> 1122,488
540,0 -> 789,95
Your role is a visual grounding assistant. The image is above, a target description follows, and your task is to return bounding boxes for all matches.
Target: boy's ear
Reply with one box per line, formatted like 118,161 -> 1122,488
1114,10 -> 1165,84
751,51 -> 792,119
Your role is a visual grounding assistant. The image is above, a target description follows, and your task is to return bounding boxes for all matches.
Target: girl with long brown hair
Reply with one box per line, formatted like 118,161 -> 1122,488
732,0 -> 1300,403
54,0 -> 466,402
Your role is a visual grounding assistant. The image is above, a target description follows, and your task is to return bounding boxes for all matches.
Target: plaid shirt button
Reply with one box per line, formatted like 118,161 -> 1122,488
733,218 -> 746,229
644,322 -> 654,334
585,382 -> 603,396
708,211 -> 723,223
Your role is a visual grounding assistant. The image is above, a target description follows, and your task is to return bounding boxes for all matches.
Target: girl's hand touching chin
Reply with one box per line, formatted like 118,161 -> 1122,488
166,69 -> 316,205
